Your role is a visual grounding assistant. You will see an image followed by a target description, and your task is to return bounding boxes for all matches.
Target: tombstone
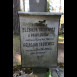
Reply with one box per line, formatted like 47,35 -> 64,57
29,0 -> 47,12
18,11 -> 63,77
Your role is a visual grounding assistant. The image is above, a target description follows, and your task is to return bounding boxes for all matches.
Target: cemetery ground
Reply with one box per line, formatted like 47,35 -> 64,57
13,33 -> 64,77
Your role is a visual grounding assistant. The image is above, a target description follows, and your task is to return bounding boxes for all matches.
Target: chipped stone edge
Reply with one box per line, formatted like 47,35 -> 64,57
18,11 -> 63,16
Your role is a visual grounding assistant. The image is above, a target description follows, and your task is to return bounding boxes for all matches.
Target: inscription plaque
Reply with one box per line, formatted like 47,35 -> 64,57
18,12 -> 62,68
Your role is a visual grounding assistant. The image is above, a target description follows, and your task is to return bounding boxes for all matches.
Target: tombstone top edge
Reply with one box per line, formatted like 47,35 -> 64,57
18,11 -> 63,16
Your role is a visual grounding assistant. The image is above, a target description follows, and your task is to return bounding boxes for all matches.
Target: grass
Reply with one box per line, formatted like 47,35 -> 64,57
16,62 -> 21,66
60,15 -> 64,28
13,50 -> 16,55
13,34 -> 21,66
58,35 -> 64,43
13,35 -> 20,56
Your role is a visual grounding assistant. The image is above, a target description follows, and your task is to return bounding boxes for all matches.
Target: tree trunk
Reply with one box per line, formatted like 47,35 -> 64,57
13,0 -> 20,35
23,0 -> 25,11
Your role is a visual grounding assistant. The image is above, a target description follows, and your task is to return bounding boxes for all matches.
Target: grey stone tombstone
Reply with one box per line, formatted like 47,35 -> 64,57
18,12 -> 63,77
29,0 -> 47,12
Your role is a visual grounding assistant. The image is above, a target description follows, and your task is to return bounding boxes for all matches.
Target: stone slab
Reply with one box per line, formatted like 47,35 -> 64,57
18,11 -> 63,16
19,12 -> 62,68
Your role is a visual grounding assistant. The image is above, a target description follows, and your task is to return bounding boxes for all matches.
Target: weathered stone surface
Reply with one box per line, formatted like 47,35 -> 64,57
18,12 -> 62,68
18,11 -> 63,15
29,0 -> 47,12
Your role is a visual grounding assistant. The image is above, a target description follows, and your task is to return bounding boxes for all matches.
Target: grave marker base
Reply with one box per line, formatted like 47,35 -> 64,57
33,68 -> 48,77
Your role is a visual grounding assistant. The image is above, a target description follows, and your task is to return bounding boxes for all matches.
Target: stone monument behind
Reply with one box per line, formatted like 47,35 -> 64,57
29,0 -> 47,12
